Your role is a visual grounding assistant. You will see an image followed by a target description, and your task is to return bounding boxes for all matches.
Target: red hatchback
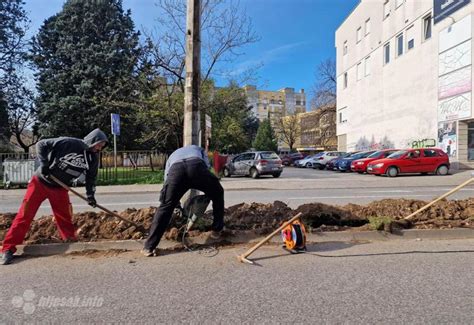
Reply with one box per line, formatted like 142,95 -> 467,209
351,149 -> 399,173
367,148 -> 450,177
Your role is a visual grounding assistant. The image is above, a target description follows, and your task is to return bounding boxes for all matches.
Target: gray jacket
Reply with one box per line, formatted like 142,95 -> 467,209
164,145 -> 210,181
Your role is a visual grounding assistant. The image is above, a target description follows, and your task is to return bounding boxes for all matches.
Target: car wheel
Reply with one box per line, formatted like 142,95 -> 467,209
272,172 -> 281,178
223,168 -> 231,177
305,162 -> 312,168
318,164 -> 325,170
357,172 -> 364,174
436,165 -> 449,176
250,168 -> 259,179
386,166 -> 398,177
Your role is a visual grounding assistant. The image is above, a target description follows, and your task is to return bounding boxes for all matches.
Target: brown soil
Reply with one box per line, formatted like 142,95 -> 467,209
0,198 -> 472,245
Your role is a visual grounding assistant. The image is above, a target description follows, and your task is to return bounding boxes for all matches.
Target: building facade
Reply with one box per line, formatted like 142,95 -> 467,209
278,106 -> 337,153
336,0 -> 474,168
243,85 -> 307,122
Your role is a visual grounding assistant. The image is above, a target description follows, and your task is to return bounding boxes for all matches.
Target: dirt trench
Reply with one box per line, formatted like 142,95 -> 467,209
0,198 -> 473,245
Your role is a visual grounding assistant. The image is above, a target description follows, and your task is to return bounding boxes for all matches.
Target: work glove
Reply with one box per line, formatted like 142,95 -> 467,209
40,165 -> 50,177
87,195 -> 97,208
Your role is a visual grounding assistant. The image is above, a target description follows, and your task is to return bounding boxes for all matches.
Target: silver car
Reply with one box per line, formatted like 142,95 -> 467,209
223,151 -> 283,178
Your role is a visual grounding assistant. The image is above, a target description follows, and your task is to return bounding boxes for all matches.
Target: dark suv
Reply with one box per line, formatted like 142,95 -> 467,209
223,151 -> 283,178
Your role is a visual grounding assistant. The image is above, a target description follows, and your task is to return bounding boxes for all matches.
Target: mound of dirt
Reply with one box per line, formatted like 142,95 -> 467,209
0,198 -> 472,245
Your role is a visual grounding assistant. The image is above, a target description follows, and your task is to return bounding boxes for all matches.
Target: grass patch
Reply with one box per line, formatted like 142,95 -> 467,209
96,169 -> 164,186
368,216 -> 393,231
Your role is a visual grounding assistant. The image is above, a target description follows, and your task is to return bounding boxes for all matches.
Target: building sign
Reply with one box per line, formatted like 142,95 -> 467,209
438,121 -> 457,157
438,92 -> 472,121
434,0 -> 471,24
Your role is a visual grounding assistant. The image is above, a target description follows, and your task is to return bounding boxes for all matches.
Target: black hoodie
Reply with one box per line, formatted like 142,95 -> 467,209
35,129 -> 108,196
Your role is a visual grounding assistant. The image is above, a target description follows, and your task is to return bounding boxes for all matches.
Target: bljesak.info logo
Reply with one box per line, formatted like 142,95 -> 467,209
11,289 -> 104,315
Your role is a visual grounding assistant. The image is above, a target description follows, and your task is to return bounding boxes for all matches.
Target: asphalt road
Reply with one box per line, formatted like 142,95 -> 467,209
1,239 -> 473,323
1,168 -> 473,213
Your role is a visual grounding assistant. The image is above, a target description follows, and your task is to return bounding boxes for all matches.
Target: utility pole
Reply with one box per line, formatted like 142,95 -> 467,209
183,0 -> 201,146
183,0 -> 201,202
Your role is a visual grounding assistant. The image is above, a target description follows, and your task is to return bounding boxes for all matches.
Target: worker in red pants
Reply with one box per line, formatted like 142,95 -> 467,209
1,129 -> 108,265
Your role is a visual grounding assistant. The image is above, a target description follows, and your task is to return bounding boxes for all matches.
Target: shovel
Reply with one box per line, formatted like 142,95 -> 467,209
49,175 -> 144,230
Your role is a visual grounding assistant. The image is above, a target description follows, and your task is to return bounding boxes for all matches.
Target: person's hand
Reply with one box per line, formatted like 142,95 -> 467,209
87,195 -> 97,208
40,165 -> 50,177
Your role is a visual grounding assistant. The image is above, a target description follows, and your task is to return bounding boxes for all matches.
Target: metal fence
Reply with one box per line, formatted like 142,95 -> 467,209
0,151 -> 168,188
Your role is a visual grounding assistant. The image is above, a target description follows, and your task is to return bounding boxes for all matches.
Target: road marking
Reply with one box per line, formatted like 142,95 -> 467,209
362,190 -> 412,193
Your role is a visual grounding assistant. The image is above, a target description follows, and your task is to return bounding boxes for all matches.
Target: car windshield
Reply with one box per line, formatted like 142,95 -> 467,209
367,151 -> 384,158
260,152 -> 279,159
350,152 -> 367,159
310,153 -> 324,159
387,150 -> 408,159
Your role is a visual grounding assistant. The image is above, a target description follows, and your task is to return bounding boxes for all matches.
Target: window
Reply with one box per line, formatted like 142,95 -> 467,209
384,42 -> 390,64
357,62 -> 363,80
423,149 -> 438,157
365,56 -> 371,76
423,14 -> 432,41
339,109 -> 347,123
384,0 -> 390,18
468,122 -> 474,160
406,25 -> 414,50
396,0 -> 403,8
343,72 -> 348,88
343,41 -> 348,55
356,27 -> 362,43
396,33 -> 404,56
365,19 -> 371,35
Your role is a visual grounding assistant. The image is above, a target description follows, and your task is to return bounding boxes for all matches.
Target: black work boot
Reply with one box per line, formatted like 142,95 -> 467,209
1,250 -> 14,265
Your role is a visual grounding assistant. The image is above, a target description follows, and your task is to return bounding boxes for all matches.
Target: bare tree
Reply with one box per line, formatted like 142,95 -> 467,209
138,0 -> 259,149
146,0 -> 259,89
311,58 -> 336,110
274,114 -> 300,152
317,106 -> 337,150
3,65 -> 39,153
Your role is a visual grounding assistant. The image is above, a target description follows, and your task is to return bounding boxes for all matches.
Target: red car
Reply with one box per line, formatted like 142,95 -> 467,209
367,148 -> 450,177
351,149 -> 399,173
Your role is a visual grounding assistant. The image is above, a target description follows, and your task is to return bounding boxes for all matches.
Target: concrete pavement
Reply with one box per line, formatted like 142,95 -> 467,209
1,238 -> 473,323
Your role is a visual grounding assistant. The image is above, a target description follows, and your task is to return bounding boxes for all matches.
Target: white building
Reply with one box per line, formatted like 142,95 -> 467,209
336,0 -> 474,169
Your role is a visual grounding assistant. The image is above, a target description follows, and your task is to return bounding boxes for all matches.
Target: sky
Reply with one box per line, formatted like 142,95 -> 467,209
23,0 -> 359,106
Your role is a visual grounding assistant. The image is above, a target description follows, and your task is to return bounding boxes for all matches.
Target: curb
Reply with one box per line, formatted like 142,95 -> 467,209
10,228 -> 474,256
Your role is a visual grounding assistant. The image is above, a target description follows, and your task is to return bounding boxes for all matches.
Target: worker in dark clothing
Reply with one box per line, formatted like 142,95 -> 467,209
142,145 -> 224,256
1,129 -> 108,265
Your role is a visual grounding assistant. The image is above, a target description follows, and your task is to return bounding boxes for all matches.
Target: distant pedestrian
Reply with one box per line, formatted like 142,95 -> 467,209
142,145 -> 225,256
1,129 -> 108,265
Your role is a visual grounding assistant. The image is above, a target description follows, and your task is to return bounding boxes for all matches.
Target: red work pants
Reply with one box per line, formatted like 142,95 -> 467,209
2,176 -> 76,253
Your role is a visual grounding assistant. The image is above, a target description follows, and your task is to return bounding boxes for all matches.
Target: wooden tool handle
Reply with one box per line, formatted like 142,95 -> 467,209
404,177 -> 474,220
49,175 -> 142,228
240,212 -> 303,260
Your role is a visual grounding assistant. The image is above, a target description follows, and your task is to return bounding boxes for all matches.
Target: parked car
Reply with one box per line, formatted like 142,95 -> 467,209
223,151 -> 283,178
366,148 -> 450,177
294,152 -> 325,168
281,152 -> 306,166
311,151 -> 347,170
350,149 -> 399,173
326,152 -> 354,170
337,151 -> 376,172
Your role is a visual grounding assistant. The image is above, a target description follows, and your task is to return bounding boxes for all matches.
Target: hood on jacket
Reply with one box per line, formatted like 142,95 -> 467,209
83,128 -> 109,149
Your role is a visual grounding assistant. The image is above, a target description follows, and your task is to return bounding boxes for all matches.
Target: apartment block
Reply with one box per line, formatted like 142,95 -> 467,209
243,85 -> 307,122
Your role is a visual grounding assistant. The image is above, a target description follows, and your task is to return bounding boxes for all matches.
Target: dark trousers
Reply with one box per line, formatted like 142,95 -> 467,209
144,158 -> 224,251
